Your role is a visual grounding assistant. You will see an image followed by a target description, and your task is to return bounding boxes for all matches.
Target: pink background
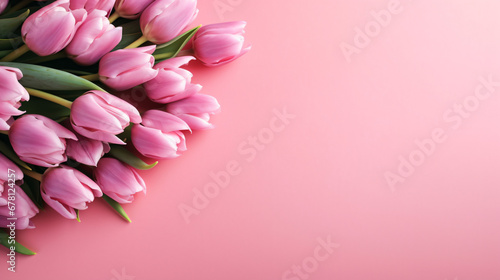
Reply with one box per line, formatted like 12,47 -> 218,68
3,0 -> 500,279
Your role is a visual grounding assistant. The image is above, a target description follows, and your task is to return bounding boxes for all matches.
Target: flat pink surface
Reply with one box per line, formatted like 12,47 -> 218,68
3,0 -> 500,279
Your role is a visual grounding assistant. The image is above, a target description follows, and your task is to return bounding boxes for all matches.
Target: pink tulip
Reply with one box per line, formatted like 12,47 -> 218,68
0,186 -> 39,230
114,0 -> 155,19
9,115 -> 77,167
21,0 -> 87,56
143,56 -> 201,104
70,90 -> 142,145
131,110 -> 189,159
41,165 -> 102,219
193,21 -> 251,67
65,124 -> 110,166
166,94 -> 220,130
99,46 -> 158,91
0,67 -> 29,130
140,0 -> 198,44
0,0 -> 7,15
66,10 -> 122,65
94,158 -> 146,204
0,154 -> 23,206
69,0 -> 115,15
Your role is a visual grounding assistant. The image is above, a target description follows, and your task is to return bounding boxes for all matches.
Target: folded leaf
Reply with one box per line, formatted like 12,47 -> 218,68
0,37 -> 22,50
103,195 -> 131,223
153,26 -> 200,62
109,145 -> 158,170
0,230 -> 36,255
0,10 -> 29,38
0,62 -> 106,91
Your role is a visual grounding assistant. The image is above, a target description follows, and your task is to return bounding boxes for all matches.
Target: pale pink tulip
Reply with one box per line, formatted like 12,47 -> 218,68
99,45 -> 158,91
21,0 -> 87,56
0,154 -> 23,206
140,0 -> 198,44
166,94 -> 220,130
9,115 -> 77,167
41,165 -> 102,219
66,9 -> 122,65
131,110 -> 189,159
65,124 -> 110,166
143,56 -> 201,104
193,21 -> 251,67
0,186 -> 39,230
70,90 -> 141,145
94,158 -> 146,204
114,0 -> 155,19
0,67 -> 29,130
0,0 -> 7,15
69,0 -> 115,15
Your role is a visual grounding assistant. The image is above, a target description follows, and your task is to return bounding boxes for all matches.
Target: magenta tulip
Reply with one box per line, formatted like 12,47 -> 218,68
131,110 -> 189,159
114,0 -> 155,19
70,0 -> 115,15
0,154 -> 23,206
99,45 -> 158,91
9,115 -> 77,167
140,0 -> 198,44
143,56 -> 201,104
0,67 -> 29,130
166,94 -> 220,130
70,90 -> 141,145
193,21 -> 251,67
66,9 -> 122,65
21,0 -> 87,56
94,158 -> 146,204
0,0 -> 7,15
41,165 -> 102,219
0,186 -> 39,230
65,124 -> 110,166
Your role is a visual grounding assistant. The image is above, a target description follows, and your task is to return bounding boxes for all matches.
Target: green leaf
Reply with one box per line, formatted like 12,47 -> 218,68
0,10 -> 29,38
153,26 -> 200,62
103,195 -> 131,223
0,138 -> 32,171
0,230 -> 36,255
21,176 -> 44,210
0,50 -> 11,58
19,96 -> 71,120
109,145 -> 158,170
0,37 -> 22,50
0,62 -> 106,92
113,32 -> 143,51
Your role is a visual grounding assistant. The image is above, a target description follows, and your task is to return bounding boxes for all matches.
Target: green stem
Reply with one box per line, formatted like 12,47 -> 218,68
5,0 -> 33,14
25,88 -> 73,109
21,52 -> 67,64
0,44 -> 30,62
125,35 -> 148,49
80,73 -> 100,81
0,130 -> 8,135
108,12 -> 120,24
20,167 -> 42,181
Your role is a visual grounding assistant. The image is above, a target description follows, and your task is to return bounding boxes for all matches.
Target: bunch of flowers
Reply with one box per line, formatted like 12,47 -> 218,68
0,0 -> 250,255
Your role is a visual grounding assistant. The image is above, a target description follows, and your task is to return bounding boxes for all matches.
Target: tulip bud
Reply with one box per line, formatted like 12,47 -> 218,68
131,110 -> 189,159
94,158 -> 146,204
0,154 -> 23,206
66,10 -> 123,65
143,56 -> 201,104
166,94 -> 220,130
193,21 -> 251,67
0,186 -> 39,230
99,45 -> 158,91
0,67 -> 29,130
70,90 -> 142,145
9,114 -> 77,167
64,123 -> 110,166
41,165 -> 102,219
70,0 -> 116,16
0,0 -> 7,15
114,0 -> 155,19
140,0 -> 198,44
21,0 -> 87,56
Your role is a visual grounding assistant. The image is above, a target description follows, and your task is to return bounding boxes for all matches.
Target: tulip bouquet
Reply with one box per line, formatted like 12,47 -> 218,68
0,0 -> 250,255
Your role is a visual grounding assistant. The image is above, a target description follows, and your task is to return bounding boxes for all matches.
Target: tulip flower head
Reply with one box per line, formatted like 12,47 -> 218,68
69,0 -> 115,16
41,165 -> 102,219
0,154 -> 23,206
95,158 -> 146,204
70,90 -> 142,145
143,56 -> 201,104
0,186 -> 39,230
0,0 -> 7,15
0,66 -> 29,130
166,94 -> 220,130
9,114 -> 77,167
114,0 -> 155,19
193,21 -> 251,67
